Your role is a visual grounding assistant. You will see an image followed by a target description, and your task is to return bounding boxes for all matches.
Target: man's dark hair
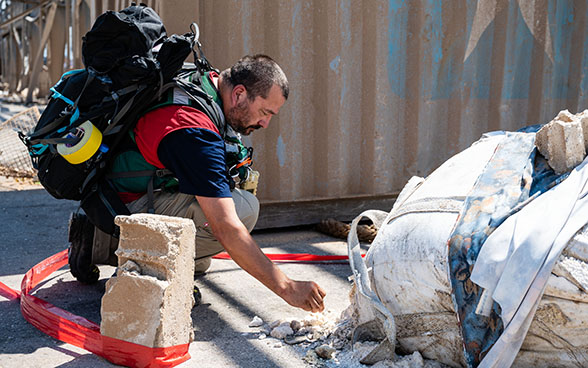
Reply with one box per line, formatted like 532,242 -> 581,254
221,54 -> 289,100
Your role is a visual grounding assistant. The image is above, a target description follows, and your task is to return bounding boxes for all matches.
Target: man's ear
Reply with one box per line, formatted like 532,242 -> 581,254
232,84 -> 247,105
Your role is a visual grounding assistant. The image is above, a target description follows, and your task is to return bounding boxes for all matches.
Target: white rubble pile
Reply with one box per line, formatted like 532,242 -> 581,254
246,306 -> 448,368
248,308 -> 348,347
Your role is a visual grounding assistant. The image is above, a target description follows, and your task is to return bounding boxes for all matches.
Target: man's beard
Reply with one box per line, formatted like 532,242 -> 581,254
226,100 -> 262,135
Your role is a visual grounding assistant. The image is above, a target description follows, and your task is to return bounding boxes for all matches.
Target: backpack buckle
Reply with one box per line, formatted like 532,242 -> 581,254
155,169 -> 172,178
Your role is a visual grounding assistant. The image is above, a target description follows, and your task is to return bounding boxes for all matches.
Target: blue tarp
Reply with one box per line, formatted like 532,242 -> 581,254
447,128 -> 565,367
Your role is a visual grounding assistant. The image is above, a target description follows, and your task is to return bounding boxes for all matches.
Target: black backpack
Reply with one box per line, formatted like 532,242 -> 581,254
20,3 -> 221,236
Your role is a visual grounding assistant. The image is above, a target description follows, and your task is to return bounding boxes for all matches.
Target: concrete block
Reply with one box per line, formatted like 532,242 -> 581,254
576,109 -> 588,150
535,110 -> 586,174
100,214 -> 196,348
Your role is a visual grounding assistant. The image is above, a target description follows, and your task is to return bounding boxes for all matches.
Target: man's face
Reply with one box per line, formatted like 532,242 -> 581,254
226,84 -> 286,135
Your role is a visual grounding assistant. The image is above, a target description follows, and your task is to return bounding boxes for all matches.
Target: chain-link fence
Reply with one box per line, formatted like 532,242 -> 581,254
0,106 -> 39,178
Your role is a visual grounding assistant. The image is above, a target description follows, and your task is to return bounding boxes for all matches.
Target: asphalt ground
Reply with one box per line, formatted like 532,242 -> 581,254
0,178 -> 358,368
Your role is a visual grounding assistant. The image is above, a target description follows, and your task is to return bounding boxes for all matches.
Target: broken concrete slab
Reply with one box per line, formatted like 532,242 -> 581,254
535,109 -> 586,174
100,214 -> 196,348
576,109 -> 588,149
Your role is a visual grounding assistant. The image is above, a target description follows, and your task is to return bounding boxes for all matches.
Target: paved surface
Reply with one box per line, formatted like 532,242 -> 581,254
0,178 -> 358,368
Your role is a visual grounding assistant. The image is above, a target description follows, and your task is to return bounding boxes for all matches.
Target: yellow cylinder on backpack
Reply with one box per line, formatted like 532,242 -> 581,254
56,120 -> 103,164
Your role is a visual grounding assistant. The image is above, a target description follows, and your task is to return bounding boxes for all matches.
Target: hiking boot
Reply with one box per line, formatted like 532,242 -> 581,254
193,285 -> 202,308
68,212 -> 100,284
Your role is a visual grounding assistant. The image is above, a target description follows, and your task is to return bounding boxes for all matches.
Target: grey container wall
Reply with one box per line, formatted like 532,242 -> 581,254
178,0 -> 588,228
3,0 -> 588,228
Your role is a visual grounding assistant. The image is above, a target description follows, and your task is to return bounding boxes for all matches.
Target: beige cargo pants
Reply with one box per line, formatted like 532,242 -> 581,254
92,188 -> 259,273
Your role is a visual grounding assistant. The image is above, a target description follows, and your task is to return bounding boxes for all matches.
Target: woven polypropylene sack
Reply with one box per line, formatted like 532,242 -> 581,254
356,134 -> 588,367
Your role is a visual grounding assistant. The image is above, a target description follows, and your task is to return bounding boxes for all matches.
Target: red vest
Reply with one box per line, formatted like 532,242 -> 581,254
134,104 -> 220,168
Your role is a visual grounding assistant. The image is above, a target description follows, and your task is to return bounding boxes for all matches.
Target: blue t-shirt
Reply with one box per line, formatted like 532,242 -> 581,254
157,127 -> 232,198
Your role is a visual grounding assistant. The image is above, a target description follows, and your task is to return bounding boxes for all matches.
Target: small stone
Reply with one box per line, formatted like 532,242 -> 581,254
278,321 -> 291,329
258,333 -> 266,340
269,319 -> 282,329
259,325 -> 272,335
290,319 -> 302,332
315,344 -> 336,359
270,324 -> 294,339
248,315 -> 264,327
273,342 -> 282,348
284,334 -> 307,345
296,326 -> 309,336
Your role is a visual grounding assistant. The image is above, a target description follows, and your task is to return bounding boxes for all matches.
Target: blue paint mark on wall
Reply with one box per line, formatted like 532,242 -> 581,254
291,1 -> 301,29
291,2 -> 302,60
276,135 -> 286,167
387,0 -> 408,98
466,22 -> 493,100
501,1 -> 533,99
386,0 -> 588,101
549,0 -> 574,100
428,0 -> 445,99
580,4 -> 588,97
339,0 -> 352,44
389,0 -> 405,13
339,1 -> 351,108
330,56 -> 341,72
429,1 -> 443,65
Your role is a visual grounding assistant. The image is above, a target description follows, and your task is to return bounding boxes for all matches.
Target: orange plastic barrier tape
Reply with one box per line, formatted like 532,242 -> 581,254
0,281 -> 20,300
0,249 -> 360,367
212,251 -> 360,263
0,249 -> 190,368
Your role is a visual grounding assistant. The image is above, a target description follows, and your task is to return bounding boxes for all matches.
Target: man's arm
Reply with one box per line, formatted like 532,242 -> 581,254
196,195 -> 326,313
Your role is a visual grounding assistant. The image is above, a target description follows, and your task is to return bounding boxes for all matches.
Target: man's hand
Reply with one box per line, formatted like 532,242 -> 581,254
282,280 -> 326,313
196,195 -> 327,313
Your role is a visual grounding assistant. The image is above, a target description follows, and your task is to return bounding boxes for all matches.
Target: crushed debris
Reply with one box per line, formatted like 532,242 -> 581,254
245,305 -> 448,367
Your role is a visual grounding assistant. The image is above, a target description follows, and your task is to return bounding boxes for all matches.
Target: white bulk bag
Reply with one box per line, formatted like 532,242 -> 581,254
349,133 -> 588,368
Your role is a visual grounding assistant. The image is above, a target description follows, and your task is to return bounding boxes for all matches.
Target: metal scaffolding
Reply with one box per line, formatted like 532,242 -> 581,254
0,0 -> 161,103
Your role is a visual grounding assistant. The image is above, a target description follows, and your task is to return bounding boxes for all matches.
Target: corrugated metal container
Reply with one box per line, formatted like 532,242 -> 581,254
3,0 -> 588,227
168,0 -> 588,227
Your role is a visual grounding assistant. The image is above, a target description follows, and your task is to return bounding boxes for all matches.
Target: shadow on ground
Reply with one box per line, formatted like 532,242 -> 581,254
0,187 -> 358,367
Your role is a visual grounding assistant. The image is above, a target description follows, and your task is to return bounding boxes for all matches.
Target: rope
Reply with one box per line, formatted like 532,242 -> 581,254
315,218 -> 378,243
